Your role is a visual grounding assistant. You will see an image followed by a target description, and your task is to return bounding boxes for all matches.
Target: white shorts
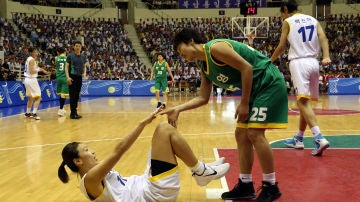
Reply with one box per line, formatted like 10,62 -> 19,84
144,167 -> 180,201
289,58 -> 319,101
23,77 -> 41,98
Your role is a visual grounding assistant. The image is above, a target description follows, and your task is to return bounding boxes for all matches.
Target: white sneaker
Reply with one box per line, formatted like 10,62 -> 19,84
205,157 -> 225,167
312,137 -> 330,156
284,135 -> 304,149
32,113 -> 40,120
57,109 -> 66,116
192,162 -> 230,186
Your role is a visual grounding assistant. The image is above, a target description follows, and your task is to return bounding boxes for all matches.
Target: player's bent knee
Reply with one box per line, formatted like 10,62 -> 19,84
154,122 -> 174,138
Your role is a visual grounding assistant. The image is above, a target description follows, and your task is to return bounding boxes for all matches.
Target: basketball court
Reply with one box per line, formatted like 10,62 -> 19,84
0,95 -> 359,201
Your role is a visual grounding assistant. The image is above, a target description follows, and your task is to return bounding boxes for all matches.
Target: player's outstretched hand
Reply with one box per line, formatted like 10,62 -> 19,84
141,105 -> 165,125
159,107 -> 179,128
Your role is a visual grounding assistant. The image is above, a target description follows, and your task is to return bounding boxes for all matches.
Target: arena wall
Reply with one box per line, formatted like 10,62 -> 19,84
4,1 -> 359,22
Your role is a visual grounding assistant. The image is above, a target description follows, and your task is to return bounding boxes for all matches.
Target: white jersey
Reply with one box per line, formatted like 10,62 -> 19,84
285,13 -> 320,60
79,167 -> 180,202
24,56 -> 39,78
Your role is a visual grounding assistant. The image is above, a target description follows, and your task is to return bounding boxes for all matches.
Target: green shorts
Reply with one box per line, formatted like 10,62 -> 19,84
56,77 -> 69,96
155,77 -> 169,92
237,65 -> 288,129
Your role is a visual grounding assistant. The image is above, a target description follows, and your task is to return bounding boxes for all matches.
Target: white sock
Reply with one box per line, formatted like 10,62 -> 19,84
297,130 -> 305,137
191,160 -> 205,175
239,174 -> 252,183
26,108 -> 31,113
263,172 -> 276,185
310,126 -> 321,136
32,108 -> 38,114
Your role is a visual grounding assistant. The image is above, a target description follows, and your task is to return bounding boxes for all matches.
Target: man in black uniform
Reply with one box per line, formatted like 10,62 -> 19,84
65,41 -> 87,119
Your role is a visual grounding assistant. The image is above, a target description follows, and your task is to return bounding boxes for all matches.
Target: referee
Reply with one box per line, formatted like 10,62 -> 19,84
65,41 -> 87,119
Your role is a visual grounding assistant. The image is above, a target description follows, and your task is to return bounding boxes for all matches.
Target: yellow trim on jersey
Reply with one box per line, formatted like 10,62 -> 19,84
209,41 -> 232,67
202,44 -> 210,75
296,94 -> 318,101
26,94 -> 41,98
202,40 -> 233,75
236,122 -> 287,129
149,166 -> 178,182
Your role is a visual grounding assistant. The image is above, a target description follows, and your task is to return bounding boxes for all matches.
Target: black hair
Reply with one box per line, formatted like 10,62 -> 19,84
173,28 -> 205,52
57,47 -> 66,54
58,142 -> 80,183
28,47 -> 37,54
73,40 -> 82,45
157,52 -> 164,57
280,0 -> 298,13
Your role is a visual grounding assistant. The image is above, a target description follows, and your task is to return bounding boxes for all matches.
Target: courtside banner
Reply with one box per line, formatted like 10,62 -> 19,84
0,80 -> 156,107
39,81 -> 59,101
80,80 -> 155,96
81,80 -> 124,96
328,78 -> 360,95
0,81 -> 26,107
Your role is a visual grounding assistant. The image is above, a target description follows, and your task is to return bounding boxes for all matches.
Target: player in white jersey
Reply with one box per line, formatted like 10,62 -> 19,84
271,0 -> 331,156
58,109 -> 230,202
23,47 -> 49,120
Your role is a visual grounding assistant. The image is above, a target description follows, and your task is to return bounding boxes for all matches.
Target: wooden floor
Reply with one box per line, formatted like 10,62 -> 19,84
0,95 -> 360,202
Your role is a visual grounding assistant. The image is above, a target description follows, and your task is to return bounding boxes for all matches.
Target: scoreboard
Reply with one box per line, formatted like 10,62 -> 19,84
240,1 -> 258,15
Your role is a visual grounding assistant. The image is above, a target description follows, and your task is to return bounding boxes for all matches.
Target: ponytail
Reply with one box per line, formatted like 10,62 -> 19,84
58,142 -> 80,183
58,161 -> 69,183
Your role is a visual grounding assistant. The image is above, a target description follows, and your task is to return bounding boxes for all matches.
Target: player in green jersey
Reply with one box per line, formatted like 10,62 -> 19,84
150,52 -> 175,109
160,28 -> 288,202
55,47 -> 69,117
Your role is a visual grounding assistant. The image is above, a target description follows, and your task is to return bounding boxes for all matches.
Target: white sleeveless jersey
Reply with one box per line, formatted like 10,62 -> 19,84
24,56 -> 39,78
79,168 -> 179,202
285,13 -> 320,60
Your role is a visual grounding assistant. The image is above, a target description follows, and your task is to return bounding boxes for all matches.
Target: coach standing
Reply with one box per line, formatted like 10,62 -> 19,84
65,41 -> 87,119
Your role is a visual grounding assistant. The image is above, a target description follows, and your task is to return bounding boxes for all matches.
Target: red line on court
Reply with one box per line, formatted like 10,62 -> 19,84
218,148 -> 360,202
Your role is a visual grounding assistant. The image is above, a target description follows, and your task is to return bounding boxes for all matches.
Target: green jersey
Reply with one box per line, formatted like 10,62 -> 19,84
154,61 -> 167,79
56,55 -> 67,80
202,39 -> 274,91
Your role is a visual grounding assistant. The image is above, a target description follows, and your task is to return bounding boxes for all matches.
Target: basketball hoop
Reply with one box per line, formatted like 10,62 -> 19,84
245,34 -> 255,46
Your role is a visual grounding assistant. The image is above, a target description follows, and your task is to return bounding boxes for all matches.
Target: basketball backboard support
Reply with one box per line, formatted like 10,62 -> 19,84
231,16 -> 269,40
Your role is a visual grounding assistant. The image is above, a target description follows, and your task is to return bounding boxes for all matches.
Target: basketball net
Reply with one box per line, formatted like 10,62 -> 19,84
246,34 -> 255,47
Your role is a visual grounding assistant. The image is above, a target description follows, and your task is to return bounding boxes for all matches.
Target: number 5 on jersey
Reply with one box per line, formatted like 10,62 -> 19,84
250,107 -> 268,121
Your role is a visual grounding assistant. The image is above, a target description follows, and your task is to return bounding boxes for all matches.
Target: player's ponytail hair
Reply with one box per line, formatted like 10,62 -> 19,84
58,142 -> 80,183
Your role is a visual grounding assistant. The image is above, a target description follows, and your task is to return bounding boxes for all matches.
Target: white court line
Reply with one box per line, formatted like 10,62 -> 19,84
1,131 -> 360,151
206,148 -> 230,200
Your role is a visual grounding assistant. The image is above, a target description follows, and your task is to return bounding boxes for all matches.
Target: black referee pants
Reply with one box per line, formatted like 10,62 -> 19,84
69,74 -> 82,115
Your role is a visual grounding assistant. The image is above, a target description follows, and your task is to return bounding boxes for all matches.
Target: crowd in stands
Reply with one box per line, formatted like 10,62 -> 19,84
136,14 -> 360,93
1,13 -> 147,82
1,11 -> 359,94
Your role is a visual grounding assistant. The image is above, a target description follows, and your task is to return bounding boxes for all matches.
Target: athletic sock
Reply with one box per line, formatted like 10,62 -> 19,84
240,174 -> 252,183
263,172 -> 276,185
297,130 -> 305,138
311,126 -> 321,137
191,160 -> 205,175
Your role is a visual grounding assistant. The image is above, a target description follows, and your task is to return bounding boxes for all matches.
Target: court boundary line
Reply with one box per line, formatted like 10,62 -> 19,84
1,133 -> 360,151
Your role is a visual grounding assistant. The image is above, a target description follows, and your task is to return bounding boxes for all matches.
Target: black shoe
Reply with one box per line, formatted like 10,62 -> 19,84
156,102 -> 162,108
24,113 -> 33,118
221,179 -> 256,200
254,181 -> 281,202
70,114 -> 82,119
161,103 -> 166,109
